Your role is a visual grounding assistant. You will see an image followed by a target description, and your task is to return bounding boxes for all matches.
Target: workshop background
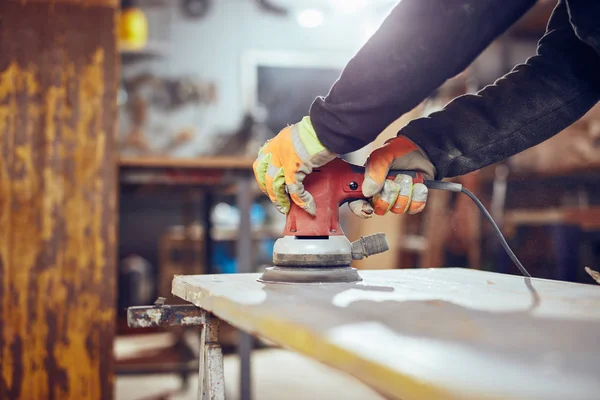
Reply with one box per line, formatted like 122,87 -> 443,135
2,0 -> 600,399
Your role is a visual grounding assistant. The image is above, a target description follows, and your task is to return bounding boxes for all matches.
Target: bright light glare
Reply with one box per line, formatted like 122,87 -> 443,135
332,0 -> 367,14
297,9 -> 324,28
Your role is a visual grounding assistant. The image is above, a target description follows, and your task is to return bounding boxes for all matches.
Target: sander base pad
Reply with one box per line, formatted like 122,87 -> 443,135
257,266 -> 362,284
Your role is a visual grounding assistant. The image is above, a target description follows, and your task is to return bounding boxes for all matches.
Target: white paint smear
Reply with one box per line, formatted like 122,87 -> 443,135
331,287 -> 533,314
331,273 -> 600,320
326,321 -> 600,400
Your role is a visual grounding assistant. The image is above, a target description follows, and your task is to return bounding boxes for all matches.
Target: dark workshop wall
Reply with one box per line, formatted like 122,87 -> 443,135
118,189 -> 188,306
0,1 -> 118,399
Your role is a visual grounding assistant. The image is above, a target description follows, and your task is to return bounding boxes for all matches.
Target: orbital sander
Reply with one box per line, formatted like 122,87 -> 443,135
258,157 -> 430,284
257,157 -> 534,285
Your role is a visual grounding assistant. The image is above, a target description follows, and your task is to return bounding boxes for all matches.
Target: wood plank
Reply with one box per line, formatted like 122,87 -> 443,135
173,268 -> 600,400
0,1 -> 117,399
119,156 -> 255,170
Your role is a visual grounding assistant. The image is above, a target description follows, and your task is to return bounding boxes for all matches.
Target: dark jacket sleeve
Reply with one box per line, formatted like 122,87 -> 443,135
309,0 -> 536,154
400,0 -> 600,179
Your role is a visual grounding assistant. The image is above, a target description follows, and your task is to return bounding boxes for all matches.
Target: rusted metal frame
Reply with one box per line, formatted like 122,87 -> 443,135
127,304 -> 206,328
126,303 -> 226,400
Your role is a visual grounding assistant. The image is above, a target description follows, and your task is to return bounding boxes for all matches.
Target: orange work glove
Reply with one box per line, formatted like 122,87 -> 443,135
351,136 -> 435,217
253,117 -> 337,215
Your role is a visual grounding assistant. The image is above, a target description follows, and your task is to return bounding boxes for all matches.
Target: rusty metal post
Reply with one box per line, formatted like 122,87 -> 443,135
198,315 -> 225,400
0,2 -> 118,398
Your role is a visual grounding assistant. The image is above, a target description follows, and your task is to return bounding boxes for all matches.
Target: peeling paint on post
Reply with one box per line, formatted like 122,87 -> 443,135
0,1 -> 118,399
127,305 -> 206,328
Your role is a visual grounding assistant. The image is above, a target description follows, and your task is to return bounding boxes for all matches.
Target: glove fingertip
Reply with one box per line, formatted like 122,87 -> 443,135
289,190 -> 317,216
407,201 -> 427,215
304,199 -> 317,216
279,199 -> 291,214
362,176 -> 384,198
412,182 -> 429,203
348,200 -> 374,219
362,202 -> 374,218
274,202 -> 286,214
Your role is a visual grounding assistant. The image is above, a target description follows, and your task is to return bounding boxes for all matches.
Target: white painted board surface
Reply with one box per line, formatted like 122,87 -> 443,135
172,268 -> 600,400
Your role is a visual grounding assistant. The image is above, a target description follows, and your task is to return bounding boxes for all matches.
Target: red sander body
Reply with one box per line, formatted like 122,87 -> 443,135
258,157 -> 424,284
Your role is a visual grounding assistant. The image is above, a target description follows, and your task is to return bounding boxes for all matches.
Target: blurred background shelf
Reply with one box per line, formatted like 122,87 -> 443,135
212,226 -> 281,241
120,42 -> 167,63
119,155 -> 256,169
118,156 -> 259,189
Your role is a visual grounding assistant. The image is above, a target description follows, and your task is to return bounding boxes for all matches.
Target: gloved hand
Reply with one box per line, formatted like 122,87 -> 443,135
253,116 -> 337,215
349,136 -> 436,218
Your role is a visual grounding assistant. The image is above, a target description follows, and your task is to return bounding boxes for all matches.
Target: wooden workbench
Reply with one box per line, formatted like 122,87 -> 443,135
173,268 -> 600,400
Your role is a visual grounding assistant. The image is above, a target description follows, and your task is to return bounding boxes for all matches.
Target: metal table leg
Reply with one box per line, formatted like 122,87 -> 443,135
199,314 -> 225,400
127,304 -> 226,400
236,175 -> 253,400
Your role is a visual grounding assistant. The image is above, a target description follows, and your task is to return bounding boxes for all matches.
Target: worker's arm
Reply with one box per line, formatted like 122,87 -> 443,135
396,0 -> 600,179
255,0 -> 537,216
310,0 -> 537,154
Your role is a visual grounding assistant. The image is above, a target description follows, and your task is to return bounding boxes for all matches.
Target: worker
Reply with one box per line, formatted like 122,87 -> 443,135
253,0 -> 600,218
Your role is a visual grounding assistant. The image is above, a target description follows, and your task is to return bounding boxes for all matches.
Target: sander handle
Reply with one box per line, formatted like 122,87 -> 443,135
283,158 -> 458,236
350,163 -> 464,193
348,162 -> 420,182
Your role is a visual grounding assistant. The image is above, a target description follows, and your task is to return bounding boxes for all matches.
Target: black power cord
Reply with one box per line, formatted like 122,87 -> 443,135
424,180 -> 532,278
461,187 -> 532,278
425,180 -> 540,307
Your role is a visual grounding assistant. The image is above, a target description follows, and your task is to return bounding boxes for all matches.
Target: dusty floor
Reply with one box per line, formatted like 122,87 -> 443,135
115,347 -> 384,400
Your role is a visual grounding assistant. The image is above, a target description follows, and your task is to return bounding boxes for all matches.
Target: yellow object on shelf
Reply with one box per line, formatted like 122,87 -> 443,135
119,8 -> 148,50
